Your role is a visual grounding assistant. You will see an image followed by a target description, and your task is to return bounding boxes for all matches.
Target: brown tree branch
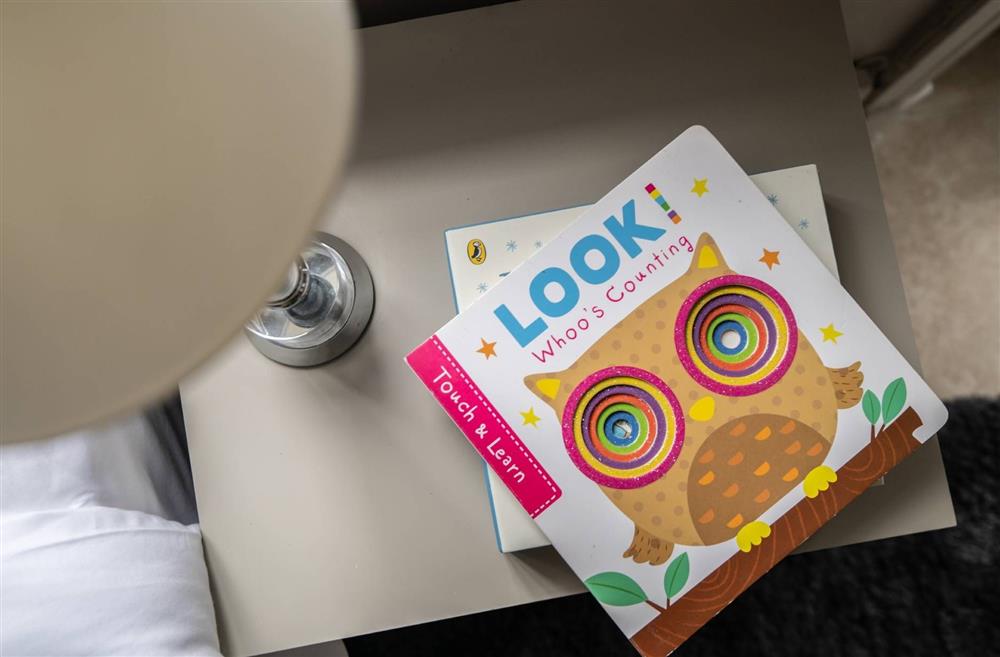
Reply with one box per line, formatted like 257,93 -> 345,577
630,406 -> 925,657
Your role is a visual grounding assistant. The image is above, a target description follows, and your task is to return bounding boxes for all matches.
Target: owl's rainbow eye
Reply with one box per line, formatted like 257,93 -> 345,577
561,366 -> 684,489
675,274 -> 797,396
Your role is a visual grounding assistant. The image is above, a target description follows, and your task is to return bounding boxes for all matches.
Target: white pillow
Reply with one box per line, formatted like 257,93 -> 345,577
2,506 -> 220,656
2,414 -> 176,519
1,415 -> 221,656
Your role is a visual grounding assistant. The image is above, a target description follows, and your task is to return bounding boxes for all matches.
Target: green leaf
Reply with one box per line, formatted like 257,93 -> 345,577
881,378 -> 907,425
861,390 -> 881,425
584,572 -> 648,606
663,552 -> 690,600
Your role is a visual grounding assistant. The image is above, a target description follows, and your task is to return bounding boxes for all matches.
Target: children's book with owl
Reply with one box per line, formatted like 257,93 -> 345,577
444,163 -> 853,554
406,126 -> 947,656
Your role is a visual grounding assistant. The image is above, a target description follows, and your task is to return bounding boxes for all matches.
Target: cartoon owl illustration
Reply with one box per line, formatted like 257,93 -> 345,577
525,233 -> 863,565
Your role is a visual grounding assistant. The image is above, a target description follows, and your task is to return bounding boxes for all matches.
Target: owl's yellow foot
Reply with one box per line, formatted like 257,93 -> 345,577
802,465 -> 838,498
735,521 -> 771,553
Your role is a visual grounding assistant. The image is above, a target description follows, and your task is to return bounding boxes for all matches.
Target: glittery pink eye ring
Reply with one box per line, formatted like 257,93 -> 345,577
562,366 -> 684,489
674,274 -> 797,396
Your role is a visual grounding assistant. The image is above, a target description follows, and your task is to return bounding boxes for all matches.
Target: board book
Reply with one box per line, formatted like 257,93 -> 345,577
407,126 -> 947,655
445,164 -> 842,552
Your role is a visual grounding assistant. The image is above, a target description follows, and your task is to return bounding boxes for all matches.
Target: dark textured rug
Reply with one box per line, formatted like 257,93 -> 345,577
345,397 -> 999,657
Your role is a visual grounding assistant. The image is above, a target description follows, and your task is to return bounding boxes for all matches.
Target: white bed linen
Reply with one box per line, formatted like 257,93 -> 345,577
1,414 -> 221,656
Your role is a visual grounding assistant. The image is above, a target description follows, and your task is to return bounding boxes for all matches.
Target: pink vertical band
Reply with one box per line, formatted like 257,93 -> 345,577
406,336 -> 561,518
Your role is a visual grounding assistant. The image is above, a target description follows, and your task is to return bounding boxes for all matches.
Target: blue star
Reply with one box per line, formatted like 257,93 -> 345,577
476,282 -> 488,293
505,240 -> 518,252
534,240 -> 543,248
767,194 -> 778,205
798,218 -> 810,230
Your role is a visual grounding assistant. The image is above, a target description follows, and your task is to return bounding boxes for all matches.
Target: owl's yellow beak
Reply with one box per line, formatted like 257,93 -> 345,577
688,395 -> 716,422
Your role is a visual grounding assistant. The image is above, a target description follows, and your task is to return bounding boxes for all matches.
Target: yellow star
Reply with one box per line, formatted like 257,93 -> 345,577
476,338 -> 497,359
820,324 -> 844,344
521,407 -> 541,428
759,248 -> 781,270
691,178 -> 709,197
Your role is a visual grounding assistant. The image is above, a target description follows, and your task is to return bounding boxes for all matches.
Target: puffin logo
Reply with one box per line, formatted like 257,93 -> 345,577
467,239 -> 487,265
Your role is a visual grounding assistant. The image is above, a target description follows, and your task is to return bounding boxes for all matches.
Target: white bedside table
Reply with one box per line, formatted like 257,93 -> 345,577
181,3 -> 955,655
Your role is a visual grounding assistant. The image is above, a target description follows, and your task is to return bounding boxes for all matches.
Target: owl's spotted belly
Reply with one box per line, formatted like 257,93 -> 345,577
607,413 -> 832,548
686,414 -> 831,545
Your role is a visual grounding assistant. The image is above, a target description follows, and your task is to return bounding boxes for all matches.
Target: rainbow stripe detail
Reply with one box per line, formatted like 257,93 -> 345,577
562,366 -> 685,489
674,275 -> 798,396
644,183 -> 682,224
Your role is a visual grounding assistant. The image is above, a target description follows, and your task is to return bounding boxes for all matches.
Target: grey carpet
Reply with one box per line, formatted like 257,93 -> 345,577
345,397 -> 999,656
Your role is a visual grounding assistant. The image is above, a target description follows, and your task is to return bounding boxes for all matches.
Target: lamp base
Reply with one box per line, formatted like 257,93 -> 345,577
245,233 -> 374,367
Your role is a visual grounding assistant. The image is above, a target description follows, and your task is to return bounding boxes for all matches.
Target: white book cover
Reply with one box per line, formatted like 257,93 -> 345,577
407,127 -> 946,656
445,164 -> 841,552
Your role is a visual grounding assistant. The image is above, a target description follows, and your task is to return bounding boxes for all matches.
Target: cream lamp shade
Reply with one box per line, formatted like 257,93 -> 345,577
1,2 -> 357,443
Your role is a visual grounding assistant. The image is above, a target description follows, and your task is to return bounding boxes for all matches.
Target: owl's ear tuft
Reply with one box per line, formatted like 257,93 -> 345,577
524,372 -> 565,411
688,233 -> 730,273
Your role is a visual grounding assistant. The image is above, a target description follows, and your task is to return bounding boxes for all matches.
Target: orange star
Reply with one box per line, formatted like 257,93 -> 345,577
476,338 -> 497,359
759,248 -> 781,270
